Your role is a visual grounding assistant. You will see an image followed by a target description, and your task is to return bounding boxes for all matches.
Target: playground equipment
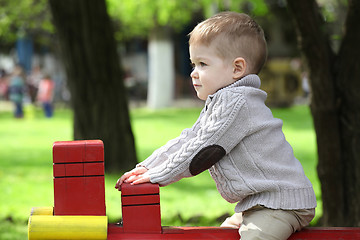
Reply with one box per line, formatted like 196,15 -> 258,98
28,140 -> 360,239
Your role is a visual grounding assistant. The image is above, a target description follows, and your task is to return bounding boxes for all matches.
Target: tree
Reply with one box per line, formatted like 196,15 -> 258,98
286,0 -> 360,226
48,0 -> 137,172
0,0 -> 53,44
0,0 -> 53,73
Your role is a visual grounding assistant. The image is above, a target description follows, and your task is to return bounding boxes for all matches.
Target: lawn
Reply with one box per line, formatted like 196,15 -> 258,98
0,102 -> 320,239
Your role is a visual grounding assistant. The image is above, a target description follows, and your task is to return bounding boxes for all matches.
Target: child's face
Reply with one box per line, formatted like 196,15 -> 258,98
189,44 -> 235,100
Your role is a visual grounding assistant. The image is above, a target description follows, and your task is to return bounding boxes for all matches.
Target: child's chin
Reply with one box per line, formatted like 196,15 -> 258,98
197,93 -> 207,101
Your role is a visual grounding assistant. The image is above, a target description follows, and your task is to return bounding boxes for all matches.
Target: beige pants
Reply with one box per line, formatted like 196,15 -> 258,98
221,205 -> 315,240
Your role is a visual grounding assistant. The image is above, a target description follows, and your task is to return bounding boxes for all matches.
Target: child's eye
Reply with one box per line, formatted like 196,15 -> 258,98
190,63 -> 195,71
190,62 -> 207,70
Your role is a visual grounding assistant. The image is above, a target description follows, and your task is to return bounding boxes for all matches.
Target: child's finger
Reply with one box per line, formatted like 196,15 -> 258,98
132,166 -> 148,175
115,171 -> 134,189
114,167 -> 149,190
126,175 -> 137,183
131,174 -> 150,185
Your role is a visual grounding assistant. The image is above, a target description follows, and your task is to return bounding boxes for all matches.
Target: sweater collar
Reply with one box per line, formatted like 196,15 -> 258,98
223,74 -> 261,90
204,74 -> 261,109
208,74 -> 261,98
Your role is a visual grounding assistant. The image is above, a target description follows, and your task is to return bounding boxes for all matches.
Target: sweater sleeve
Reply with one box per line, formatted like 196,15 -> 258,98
138,127 -> 196,169
137,110 -> 203,169
146,90 -> 251,186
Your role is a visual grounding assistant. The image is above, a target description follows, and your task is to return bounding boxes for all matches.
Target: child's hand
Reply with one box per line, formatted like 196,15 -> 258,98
115,166 -> 149,190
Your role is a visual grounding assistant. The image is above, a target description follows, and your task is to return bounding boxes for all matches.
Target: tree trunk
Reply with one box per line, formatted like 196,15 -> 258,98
287,0 -> 360,226
336,0 -> 360,226
147,27 -> 175,109
48,0 -> 137,172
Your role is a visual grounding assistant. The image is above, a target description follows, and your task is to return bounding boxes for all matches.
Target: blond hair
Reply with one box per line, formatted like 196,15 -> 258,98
189,12 -> 267,74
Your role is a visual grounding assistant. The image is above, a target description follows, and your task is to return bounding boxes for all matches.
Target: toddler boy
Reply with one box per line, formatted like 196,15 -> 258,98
115,12 -> 316,240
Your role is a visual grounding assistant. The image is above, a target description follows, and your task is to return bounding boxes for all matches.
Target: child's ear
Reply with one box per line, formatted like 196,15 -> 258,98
232,57 -> 247,79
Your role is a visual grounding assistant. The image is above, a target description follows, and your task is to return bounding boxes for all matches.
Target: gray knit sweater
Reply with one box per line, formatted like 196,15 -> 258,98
140,74 -> 317,212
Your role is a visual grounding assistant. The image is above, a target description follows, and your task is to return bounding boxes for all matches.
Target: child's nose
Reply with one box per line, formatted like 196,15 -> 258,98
190,69 -> 198,79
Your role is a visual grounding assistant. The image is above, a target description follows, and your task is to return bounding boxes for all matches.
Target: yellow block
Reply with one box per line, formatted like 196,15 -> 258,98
28,215 -> 108,240
30,207 -> 54,216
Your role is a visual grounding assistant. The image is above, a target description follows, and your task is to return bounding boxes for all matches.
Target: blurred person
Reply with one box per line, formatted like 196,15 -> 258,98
8,65 -> 26,118
27,65 -> 43,103
0,69 -> 9,100
37,74 -> 55,118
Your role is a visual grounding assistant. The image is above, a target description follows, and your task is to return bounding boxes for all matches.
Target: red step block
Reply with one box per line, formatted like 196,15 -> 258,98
53,140 -> 106,216
121,183 -> 161,233
53,140 -> 104,164
288,227 -> 360,239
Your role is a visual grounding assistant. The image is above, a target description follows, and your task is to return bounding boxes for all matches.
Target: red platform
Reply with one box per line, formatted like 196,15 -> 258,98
107,225 -> 360,239
288,227 -> 360,239
49,140 -> 360,240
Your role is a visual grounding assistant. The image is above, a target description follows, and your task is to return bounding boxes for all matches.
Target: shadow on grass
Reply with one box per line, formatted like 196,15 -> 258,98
0,218 -> 27,240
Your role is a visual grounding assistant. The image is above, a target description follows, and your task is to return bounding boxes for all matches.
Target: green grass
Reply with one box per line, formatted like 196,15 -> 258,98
0,102 -> 321,239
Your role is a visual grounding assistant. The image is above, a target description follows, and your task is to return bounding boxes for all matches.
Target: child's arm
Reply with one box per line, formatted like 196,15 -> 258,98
114,119 -> 200,189
144,91 -> 250,186
139,118 -> 201,170
114,122 -> 201,191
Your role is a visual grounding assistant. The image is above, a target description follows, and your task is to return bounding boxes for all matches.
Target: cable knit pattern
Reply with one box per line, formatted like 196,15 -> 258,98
145,90 -> 246,186
138,127 -> 198,169
142,74 -> 317,212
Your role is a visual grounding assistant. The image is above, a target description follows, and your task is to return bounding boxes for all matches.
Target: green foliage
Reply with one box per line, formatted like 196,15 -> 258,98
0,0 -> 347,47
0,0 -> 268,44
245,0 -> 268,16
0,0 -> 53,44
107,0 -> 198,39
198,0 -> 268,18
106,0 -> 269,40
317,0 -> 348,22
0,0 -> 269,44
